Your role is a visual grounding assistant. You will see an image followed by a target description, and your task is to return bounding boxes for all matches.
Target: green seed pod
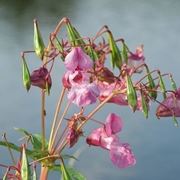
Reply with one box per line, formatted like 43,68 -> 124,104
126,75 -> 137,111
21,146 -> 31,180
172,115 -> 178,127
158,71 -> 166,99
66,22 -> 85,47
34,19 -> 45,60
140,90 -> 148,118
22,56 -> 31,91
169,75 -> 177,91
108,32 -> 122,69
145,66 -> 157,100
122,42 -> 128,64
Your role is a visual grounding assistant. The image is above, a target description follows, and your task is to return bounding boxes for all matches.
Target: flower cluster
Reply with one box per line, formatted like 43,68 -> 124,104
87,113 -> 136,168
1,17 -> 179,180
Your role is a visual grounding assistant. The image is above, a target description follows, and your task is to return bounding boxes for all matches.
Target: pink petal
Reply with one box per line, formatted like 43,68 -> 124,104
100,134 -> 119,150
64,48 -> 79,70
110,143 -> 136,168
86,127 -> 104,146
156,90 -> 180,117
68,83 -> 99,107
105,113 -> 123,136
64,47 -> 93,71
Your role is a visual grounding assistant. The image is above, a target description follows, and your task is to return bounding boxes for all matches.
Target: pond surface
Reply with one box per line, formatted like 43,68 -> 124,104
0,0 -> 180,179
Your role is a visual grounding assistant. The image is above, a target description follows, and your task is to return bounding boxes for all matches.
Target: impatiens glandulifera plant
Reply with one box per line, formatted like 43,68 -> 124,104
0,17 -> 179,179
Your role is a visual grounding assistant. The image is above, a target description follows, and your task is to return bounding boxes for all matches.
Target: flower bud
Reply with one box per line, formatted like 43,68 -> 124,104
22,56 -> 31,91
33,19 -> 45,60
30,67 -> 52,91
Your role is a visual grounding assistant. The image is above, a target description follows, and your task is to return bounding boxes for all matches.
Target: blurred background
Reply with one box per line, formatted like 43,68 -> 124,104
0,0 -> 180,179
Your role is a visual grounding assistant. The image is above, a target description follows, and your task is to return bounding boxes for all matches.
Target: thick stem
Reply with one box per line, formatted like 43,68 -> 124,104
40,165 -> 49,180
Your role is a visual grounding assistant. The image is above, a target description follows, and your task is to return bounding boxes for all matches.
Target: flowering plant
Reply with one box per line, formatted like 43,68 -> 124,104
0,17 -> 179,179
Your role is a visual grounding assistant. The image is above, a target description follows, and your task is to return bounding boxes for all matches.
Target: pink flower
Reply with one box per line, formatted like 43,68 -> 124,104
98,81 -> 128,106
156,88 -> 180,117
30,67 -> 52,89
110,143 -> 136,168
68,83 -> 100,107
128,45 -> 145,72
62,70 -> 89,88
86,113 -> 136,168
105,113 -> 123,136
64,47 -> 93,71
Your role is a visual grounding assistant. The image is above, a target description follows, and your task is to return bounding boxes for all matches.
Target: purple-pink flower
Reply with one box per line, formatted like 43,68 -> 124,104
86,113 -> 136,168
67,83 -> 100,107
30,67 -> 52,89
64,47 -> 93,71
156,88 -> 180,117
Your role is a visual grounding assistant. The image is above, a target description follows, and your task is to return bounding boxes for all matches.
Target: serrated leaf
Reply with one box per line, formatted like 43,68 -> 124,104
22,56 -> 31,91
126,75 -> 137,111
21,146 -> 31,180
34,19 -> 45,59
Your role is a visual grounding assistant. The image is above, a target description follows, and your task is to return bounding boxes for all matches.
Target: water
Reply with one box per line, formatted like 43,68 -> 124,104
0,0 -> 180,179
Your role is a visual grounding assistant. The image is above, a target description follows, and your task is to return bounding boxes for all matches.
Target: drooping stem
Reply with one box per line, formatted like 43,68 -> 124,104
40,165 -> 49,180
41,89 -> 46,151
48,87 -> 66,150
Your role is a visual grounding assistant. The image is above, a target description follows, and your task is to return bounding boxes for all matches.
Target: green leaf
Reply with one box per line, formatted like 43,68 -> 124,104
145,66 -> 157,100
108,32 -> 122,69
15,128 -> 48,151
126,75 -> 137,111
158,71 -> 166,99
66,167 -> 86,180
34,19 -> 45,60
22,56 -> 31,91
61,162 -> 72,180
21,146 -> 31,180
140,90 -> 148,118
